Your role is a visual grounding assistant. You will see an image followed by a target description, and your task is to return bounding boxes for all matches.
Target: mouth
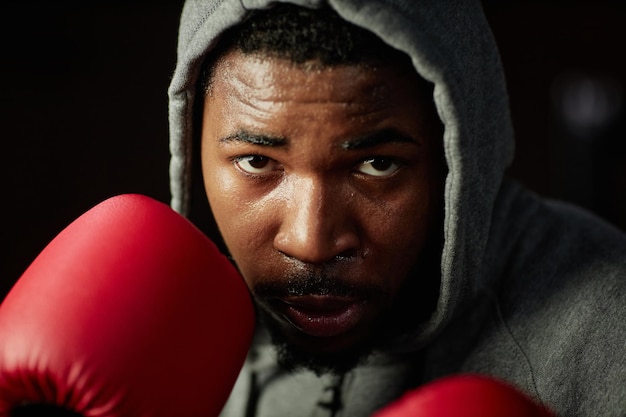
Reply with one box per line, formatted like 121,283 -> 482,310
270,295 -> 369,338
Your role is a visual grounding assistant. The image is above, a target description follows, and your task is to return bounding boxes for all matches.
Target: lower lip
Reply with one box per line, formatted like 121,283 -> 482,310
274,296 -> 368,338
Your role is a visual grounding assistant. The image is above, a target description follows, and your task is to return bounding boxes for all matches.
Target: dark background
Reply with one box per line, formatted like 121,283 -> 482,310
1,1 -> 625,298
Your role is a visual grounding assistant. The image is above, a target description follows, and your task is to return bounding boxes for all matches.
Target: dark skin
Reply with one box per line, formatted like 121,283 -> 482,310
201,50 -> 444,368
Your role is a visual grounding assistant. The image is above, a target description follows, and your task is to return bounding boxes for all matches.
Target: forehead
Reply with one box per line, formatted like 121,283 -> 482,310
206,50 -> 429,109
202,50 -> 442,148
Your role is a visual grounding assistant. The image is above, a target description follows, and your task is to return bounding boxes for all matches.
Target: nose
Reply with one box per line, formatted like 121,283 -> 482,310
273,177 -> 360,264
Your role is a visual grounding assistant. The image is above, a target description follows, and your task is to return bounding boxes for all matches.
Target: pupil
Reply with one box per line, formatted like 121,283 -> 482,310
248,155 -> 268,169
371,158 -> 391,171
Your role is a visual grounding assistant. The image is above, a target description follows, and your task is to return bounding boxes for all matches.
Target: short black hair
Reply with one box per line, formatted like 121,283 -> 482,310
200,4 -> 414,93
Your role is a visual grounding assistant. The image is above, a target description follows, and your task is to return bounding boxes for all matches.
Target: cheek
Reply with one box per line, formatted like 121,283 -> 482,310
202,158 -> 249,241
202,151 -> 236,220
360,177 -> 439,289
202,161 -> 281,269
367,194 -> 431,256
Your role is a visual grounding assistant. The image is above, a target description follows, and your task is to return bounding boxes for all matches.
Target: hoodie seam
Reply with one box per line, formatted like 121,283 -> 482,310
182,89 -> 194,215
191,0 -> 229,42
491,290 -> 544,403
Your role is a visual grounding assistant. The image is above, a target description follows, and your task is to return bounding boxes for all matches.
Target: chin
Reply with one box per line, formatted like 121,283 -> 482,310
280,318 -> 373,354
275,340 -> 373,376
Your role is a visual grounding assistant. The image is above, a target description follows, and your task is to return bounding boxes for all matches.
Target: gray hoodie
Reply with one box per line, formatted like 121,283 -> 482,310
167,1 -> 626,416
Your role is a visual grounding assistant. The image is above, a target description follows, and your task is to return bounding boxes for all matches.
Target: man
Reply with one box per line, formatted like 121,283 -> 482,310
167,1 -> 626,416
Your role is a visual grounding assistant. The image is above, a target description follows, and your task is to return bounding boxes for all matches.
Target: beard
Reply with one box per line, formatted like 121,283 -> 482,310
253,258 -> 440,376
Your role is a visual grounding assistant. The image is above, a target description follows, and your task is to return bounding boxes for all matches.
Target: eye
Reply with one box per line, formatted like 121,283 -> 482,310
357,157 -> 401,177
234,155 -> 278,175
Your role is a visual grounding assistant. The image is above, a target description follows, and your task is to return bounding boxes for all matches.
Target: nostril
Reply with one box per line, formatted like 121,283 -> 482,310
334,248 -> 359,261
273,221 -> 361,264
277,248 -> 358,264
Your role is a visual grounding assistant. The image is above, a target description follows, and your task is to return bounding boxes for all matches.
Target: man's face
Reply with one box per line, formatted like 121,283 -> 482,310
201,50 -> 444,371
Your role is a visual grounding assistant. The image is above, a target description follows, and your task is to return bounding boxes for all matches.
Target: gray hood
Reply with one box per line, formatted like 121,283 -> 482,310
168,0 -> 514,350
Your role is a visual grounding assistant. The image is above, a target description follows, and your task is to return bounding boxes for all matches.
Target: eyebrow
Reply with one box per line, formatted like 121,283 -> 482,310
218,128 -> 418,150
220,130 -> 288,148
340,129 -> 420,150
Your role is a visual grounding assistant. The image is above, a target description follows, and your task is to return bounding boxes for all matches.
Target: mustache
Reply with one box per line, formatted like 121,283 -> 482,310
254,268 -> 383,299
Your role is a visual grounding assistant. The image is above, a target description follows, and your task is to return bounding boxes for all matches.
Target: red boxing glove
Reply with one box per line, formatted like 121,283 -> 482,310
0,194 -> 255,417
373,374 -> 556,417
